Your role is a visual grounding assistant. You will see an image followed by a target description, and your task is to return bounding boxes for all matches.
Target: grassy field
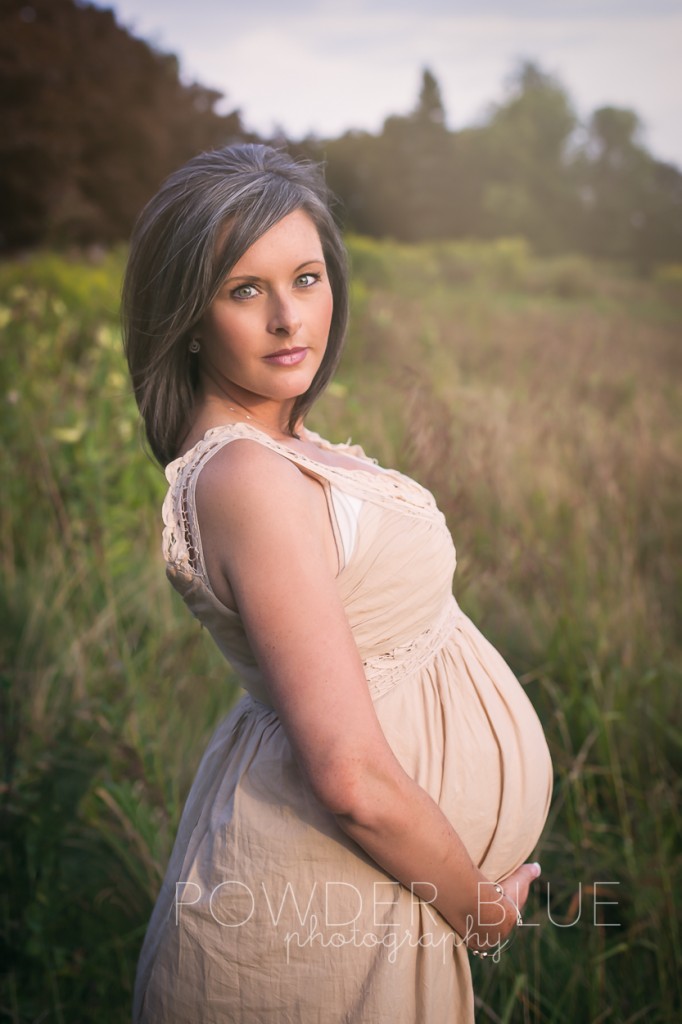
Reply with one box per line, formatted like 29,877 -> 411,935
1,239 -> 680,1022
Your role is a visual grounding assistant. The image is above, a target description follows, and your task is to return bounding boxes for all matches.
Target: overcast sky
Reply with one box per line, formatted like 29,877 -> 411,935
95,0 -> 682,167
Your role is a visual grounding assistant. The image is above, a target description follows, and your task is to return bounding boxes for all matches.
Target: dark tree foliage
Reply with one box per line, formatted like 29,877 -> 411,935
321,63 -> 583,251
415,67 -> 446,126
0,0 -> 246,249
2,8 -> 680,270
575,106 -> 682,271
315,61 -> 682,267
319,70 -> 458,243
475,62 -> 581,252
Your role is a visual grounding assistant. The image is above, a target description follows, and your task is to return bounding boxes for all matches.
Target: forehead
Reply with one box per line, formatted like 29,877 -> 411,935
229,210 -> 323,271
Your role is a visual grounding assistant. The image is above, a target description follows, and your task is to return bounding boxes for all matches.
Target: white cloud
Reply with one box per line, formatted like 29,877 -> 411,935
100,2 -> 682,166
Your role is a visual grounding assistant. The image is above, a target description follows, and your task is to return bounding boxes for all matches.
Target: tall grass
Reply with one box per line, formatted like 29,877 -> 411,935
1,241 -> 680,1022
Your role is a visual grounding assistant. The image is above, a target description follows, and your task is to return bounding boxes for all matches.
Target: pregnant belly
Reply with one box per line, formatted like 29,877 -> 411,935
375,612 -> 553,884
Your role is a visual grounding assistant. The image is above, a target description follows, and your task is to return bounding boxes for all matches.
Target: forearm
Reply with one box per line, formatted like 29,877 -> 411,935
333,772 -> 515,943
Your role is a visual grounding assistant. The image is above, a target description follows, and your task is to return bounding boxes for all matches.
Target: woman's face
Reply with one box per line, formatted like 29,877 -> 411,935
197,209 -> 334,415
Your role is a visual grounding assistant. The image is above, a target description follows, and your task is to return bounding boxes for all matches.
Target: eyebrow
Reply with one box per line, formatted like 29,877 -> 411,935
224,258 -> 325,284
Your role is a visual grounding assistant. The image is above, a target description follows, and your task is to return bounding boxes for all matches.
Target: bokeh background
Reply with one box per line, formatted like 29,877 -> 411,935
1,1 -> 681,1021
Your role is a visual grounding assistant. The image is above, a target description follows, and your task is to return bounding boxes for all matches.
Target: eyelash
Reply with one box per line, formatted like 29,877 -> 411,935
297,272 -> 322,288
230,272 -> 322,301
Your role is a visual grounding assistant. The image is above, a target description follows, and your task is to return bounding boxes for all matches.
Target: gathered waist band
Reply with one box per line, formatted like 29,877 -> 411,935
362,596 -> 464,699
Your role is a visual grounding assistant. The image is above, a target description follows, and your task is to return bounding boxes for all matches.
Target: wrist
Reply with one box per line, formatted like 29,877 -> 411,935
466,882 -> 523,959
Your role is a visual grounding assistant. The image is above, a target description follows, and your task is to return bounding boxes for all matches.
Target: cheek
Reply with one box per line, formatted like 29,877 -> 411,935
202,306 -> 242,347
319,288 -> 334,331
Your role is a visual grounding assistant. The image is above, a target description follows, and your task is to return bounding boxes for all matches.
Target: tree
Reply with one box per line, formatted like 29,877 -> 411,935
478,60 -> 580,252
0,0 -> 246,249
636,158 -> 682,270
320,69 -> 457,242
573,105 -> 682,269
415,67 -> 446,127
576,106 -> 648,263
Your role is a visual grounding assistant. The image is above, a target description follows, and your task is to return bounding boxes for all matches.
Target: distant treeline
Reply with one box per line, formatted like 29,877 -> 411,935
2,0 -> 681,270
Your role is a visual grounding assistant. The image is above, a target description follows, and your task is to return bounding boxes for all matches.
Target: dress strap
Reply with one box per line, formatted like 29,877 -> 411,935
167,422 -> 442,514
162,422 -> 445,590
162,424 -> 349,587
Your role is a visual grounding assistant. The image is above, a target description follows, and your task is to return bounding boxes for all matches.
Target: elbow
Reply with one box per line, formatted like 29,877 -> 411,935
307,753 -> 401,828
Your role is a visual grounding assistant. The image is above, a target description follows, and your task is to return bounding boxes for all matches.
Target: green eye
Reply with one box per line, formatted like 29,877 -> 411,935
296,273 -> 321,287
232,284 -> 257,300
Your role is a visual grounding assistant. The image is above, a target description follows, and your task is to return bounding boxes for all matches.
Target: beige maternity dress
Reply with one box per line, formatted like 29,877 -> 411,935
132,422 -> 553,1023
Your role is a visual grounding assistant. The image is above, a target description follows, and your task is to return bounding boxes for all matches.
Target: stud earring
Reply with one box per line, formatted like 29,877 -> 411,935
189,338 -> 201,354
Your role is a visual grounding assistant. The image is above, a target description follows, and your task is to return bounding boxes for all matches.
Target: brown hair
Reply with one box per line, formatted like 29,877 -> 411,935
122,144 -> 349,466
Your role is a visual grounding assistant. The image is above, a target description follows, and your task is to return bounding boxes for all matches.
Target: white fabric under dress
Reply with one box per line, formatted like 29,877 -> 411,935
132,422 -> 553,1024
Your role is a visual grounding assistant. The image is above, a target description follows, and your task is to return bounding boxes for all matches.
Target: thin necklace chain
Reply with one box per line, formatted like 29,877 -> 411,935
212,386 -> 300,441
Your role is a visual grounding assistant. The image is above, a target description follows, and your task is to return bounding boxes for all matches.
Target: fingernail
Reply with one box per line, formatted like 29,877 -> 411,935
532,862 -> 542,877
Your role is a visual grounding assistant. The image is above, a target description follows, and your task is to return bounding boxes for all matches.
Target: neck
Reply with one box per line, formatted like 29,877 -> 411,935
199,374 -> 300,440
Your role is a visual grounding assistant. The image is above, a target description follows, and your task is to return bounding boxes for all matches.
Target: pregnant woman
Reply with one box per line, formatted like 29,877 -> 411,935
123,143 -> 553,1023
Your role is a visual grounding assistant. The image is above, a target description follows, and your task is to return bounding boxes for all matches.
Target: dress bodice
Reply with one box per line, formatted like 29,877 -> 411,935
161,423 -> 458,704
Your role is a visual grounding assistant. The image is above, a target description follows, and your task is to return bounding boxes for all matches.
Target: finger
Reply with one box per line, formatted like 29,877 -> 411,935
513,862 -> 542,889
501,864 -> 541,911
499,862 -> 541,890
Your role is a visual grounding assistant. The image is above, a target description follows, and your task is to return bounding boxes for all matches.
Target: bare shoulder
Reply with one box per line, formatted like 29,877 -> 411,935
195,438 -> 313,526
192,437 -> 336,606
194,434 -> 339,567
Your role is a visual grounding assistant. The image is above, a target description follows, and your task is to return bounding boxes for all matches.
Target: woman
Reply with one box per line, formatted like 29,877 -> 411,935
123,143 -> 553,1023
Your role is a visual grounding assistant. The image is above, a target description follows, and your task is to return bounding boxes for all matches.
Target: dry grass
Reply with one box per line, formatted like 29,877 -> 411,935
2,241 -> 681,1021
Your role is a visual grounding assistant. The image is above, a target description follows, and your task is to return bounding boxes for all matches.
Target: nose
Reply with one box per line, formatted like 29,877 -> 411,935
267,292 -> 302,337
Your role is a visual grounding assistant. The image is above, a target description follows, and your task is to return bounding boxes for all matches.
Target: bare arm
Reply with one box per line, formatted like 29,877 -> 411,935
196,441 -> 538,945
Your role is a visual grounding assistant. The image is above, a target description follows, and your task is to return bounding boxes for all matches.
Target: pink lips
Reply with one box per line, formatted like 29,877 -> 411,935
263,347 -> 308,367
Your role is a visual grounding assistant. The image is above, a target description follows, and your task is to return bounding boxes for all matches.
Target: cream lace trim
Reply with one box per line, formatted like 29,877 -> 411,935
162,423 -> 444,583
363,596 -> 463,697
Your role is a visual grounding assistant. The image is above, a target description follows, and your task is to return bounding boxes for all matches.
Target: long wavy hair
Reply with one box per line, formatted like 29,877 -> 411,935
121,144 -> 349,467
